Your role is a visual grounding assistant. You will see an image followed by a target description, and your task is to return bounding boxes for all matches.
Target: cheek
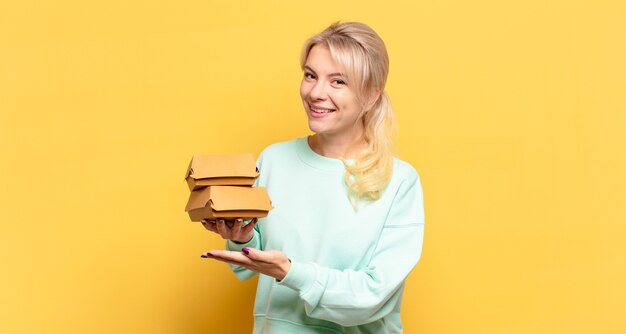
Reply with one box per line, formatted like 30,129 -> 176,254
333,91 -> 360,111
299,81 -> 308,99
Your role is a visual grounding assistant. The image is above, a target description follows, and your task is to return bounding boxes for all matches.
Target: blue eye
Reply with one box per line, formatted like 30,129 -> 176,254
304,72 -> 316,79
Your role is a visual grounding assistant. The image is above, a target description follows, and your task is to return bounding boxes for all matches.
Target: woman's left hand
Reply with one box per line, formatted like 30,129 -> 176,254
201,248 -> 291,281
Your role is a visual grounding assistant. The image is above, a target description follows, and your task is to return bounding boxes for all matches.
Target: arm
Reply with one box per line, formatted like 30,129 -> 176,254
206,219 -> 422,326
278,171 -> 425,326
279,224 -> 423,326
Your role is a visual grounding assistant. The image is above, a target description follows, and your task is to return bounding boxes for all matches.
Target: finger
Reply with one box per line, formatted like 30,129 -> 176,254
204,249 -> 252,264
200,252 -> 247,266
242,218 -> 258,234
242,248 -> 274,265
203,222 -> 218,233
200,252 -> 214,258
211,258 -> 248,267
215,219 -> 229,236
231,218 -> 244,234
241,247 -> 261,260
200,219 -> 217,231
242,248 -> 281,264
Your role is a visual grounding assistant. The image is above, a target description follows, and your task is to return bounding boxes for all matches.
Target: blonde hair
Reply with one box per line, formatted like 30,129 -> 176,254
301,22 -> 396,204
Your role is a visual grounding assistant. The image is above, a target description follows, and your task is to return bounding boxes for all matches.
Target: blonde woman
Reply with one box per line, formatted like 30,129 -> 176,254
201,21 -> 425,333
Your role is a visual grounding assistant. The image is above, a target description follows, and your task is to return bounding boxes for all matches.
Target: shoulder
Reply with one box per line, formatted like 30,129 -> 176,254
391,157 -> 421,185
385,157 -> 423,204
383,157 -> 425,225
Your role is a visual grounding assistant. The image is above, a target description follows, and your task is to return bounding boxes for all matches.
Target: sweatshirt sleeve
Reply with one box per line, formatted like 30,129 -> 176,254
277,169 -> 425,326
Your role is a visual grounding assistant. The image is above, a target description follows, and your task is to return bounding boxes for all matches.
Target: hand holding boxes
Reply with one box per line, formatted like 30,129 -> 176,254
184,154 -> 272,222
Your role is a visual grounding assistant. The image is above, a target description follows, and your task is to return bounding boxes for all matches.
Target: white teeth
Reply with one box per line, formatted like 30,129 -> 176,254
311,106 -> 334,113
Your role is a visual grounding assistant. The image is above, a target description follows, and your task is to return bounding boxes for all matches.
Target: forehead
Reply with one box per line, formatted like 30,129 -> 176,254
305,44 -> 345,76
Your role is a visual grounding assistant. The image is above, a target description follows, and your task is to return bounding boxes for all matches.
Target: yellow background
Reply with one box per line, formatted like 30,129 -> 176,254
1,1 -> 624,333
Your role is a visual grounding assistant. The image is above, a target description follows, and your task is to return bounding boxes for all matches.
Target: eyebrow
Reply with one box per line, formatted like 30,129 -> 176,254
304,65 -> 345,77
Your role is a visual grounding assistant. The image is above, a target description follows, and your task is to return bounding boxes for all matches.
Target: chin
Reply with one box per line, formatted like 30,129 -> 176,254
307,120 -> 328,134
307,124 -> 323,134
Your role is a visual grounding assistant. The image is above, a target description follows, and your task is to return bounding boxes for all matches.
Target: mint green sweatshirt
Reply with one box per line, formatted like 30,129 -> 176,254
226,137 -> 425,334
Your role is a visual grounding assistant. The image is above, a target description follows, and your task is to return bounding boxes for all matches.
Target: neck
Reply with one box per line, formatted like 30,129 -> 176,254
309,132 -> 367,160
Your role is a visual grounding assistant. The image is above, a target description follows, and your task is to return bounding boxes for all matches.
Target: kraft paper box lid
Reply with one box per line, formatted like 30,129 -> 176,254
185,186 -> 272,221
185,154 -> 259,190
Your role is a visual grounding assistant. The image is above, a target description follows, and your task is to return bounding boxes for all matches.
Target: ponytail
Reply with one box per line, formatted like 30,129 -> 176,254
344,91 -> 396,207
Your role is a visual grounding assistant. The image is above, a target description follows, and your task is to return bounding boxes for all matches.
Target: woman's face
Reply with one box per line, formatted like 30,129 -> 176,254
300,44 -> 364,138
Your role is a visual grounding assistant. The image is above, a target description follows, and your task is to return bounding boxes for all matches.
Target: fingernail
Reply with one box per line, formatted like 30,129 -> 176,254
236,218 -> 243,223
218,219 -> 225,224
201,219 -> 207,223
242,248 -> 250,255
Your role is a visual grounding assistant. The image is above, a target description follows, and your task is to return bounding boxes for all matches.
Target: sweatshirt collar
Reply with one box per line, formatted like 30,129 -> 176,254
296,136 -> 347,172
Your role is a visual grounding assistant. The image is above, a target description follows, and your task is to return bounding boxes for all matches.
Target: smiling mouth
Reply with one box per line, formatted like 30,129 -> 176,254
308,103 -> 336,114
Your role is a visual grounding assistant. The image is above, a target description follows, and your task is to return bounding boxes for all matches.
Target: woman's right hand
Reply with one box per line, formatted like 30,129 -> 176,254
200,218 -> 258,244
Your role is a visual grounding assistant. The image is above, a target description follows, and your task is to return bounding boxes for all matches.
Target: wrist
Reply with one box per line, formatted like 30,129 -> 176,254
276,258 -> 291,282
231,235 -> 253,244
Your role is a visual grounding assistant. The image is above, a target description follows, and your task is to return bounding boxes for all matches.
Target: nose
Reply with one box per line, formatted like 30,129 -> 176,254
310,80 -> 326,100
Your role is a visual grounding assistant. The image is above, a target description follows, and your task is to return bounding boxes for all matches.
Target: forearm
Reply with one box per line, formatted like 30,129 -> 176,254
278,223 -> 424,326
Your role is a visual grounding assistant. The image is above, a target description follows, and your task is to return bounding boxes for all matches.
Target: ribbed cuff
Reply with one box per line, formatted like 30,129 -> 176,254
277,260 -> 316,295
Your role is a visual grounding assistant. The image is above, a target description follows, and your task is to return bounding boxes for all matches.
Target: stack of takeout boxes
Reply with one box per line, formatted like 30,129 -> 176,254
184,154 -> 272,222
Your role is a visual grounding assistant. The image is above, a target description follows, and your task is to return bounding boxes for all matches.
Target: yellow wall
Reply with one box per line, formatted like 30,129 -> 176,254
1,1 -> 624,333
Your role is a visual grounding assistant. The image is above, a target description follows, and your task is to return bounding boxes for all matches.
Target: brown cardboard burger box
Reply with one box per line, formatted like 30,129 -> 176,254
185,185 -> 272,222
185,154 -> 259,191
